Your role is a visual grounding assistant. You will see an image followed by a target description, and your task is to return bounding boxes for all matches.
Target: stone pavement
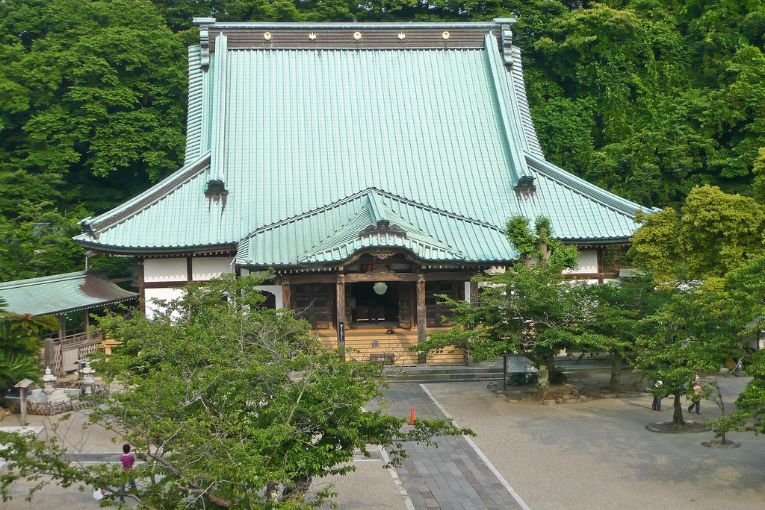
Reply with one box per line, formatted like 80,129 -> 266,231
381,383 -> 527,510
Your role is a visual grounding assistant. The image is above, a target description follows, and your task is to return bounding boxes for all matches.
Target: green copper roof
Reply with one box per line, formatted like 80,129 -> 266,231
237,189 -> 512,266
0,272 -> 137,316
77,21 -> 648,264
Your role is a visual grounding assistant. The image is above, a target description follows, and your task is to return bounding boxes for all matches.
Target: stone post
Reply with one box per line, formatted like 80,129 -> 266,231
81,362 -> 95,395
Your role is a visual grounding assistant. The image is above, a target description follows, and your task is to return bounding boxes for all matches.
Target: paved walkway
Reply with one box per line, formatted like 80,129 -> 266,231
382,384 -> 527,510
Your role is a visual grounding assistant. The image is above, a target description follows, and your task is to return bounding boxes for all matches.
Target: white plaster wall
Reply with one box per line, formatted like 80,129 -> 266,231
464,282 -> 472,303
145,287 -> 185,320
563,249 -> 598,275
191,257 -> 234,281
254,285 -> 284,309
144,258 -> 187,283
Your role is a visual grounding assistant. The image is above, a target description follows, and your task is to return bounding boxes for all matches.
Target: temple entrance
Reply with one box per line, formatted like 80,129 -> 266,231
349,281 -> 405,326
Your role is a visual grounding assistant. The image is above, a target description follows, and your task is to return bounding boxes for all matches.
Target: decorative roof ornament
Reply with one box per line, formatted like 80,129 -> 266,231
193,17 -> 216,71
360,220 -> 407,238
353,31 -> 362,40
398,32 -> 406,40
442,31 -> 450,40
495,17 -> 515,68
205,179 -> 229,198
308,32 -> 317,41
514,175 -> 536,193
264,31 -> 272,41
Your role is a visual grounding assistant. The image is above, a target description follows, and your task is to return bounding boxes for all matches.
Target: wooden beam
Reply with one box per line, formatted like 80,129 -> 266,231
416,274 -> 426,346
345,272 -> 419,283
286,271 -> 475,284
424,272 -> 475,282
283,274 -> 336,284
143,281 -> 190,289
187,256 -> 193,282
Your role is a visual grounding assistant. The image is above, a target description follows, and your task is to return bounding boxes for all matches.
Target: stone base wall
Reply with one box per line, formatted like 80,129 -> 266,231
27,399 -> 93,416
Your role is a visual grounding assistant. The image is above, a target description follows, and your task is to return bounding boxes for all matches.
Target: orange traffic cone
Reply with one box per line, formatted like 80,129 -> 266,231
409,407 -> 416,425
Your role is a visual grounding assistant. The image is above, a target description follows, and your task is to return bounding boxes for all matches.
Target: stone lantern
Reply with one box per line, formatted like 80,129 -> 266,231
81,361 -> 95,395
42,367 -> 57,396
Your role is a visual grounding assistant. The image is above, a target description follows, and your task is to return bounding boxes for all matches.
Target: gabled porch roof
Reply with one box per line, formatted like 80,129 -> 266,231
237,189 -> 512,266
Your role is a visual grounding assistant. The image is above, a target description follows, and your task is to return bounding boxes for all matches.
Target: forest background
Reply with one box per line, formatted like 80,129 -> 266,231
0,0 -> 764,281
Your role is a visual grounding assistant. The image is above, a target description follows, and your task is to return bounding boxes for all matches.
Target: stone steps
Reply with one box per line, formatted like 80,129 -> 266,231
383,366 -> 503,383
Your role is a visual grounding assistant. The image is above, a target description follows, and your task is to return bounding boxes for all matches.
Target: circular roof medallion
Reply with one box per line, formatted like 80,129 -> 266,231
442,31 -> 450,40
353,31 -> 362,40
263,32 -> 272,41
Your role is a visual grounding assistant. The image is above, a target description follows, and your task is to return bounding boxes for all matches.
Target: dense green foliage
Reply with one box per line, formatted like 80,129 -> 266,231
0,275 -> 463,508
0,302 -> 56,394
631,187 -> 765,428
1,0 -> 763,280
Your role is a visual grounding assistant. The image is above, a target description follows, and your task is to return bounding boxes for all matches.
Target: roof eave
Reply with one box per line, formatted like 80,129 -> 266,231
74,239 -> 237,257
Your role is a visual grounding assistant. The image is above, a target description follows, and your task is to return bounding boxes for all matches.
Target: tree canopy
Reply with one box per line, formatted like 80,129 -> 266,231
0,275 -> 463,508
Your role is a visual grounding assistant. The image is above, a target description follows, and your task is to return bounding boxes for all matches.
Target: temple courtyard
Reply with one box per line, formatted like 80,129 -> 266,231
2,373 -> 764,510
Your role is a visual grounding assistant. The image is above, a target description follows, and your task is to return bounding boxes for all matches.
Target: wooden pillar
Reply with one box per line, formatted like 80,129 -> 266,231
282,283 -> 291,310
84,310 -> 90,339
336,274 -> 346,360
336,275 -> 346,326
416,274 -> 426,344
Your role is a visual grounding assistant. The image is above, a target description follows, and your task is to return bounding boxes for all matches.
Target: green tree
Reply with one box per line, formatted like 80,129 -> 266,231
723,255 -> 765,433
0,0 -> 187,218
630,185 -> 765,285
634,278 -> 744,426
578,276 -> 669,387
420,217 -> 582,391
0,201 -> 86,280
0,275 -> 463,508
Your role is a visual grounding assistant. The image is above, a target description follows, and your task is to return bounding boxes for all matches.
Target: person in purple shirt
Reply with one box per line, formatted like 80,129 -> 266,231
119,443 -> 137,503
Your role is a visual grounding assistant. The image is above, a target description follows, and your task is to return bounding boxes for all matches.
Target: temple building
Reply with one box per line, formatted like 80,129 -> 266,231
75,19 -> 646,365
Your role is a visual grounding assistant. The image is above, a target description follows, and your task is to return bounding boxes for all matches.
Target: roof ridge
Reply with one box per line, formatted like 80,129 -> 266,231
294,191 -> 462,261
298,208 -> 373,259
240,187 -> 500,259
198,20 -> 515,30
79,153 -> 211,235
525,154 -> 649,217
483,33 -> 529,185
0,271 -> 88,290
508,46 -> 544,158
240,188 -> 375,240
371,188 -> 506,233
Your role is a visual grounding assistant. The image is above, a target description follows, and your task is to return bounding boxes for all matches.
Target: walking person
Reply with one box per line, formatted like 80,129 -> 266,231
651,379 -> 663,411
687,376 -> 702,415
119,443 -> 137,503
